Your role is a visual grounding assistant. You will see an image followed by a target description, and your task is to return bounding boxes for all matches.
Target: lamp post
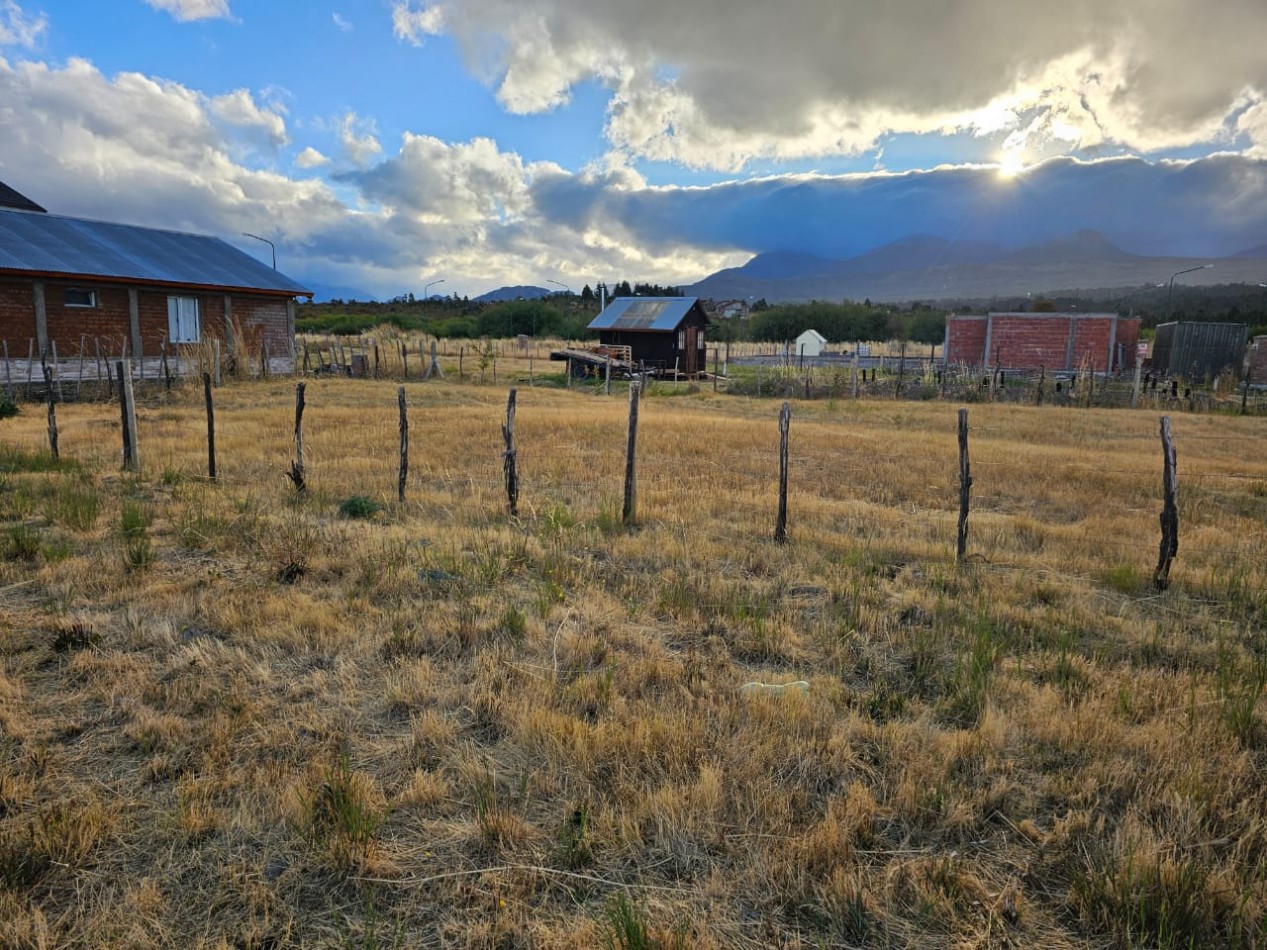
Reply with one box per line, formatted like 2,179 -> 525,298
423,278 -> 445,300
242,232 -> 275,269
1166,264 -> 1213,315
546,279 -> 571,296
1118,283 -> 1165,318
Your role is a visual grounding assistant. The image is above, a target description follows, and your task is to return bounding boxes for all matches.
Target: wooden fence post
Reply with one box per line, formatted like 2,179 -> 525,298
605,356 -> 612,396
1037,365 -> 1045,406
1154,415 -> 1179,590
1132,355 -> 1143,409
117,359 -> 139,471
622,382 -> 640,525
775,401 -> 791,543
51,341 -> 63,403
397,386 -> 408,503
427,340 -> 443,379
161,339 -> 171,391
288,381 -> 306,492
204,372 -> 216,480
1,340 -> 12,404
213,339 -> 222,388
502,388 -> 518,516
957,408 -> 971,561
852,351 -> 860,399
43,354 -> 58,459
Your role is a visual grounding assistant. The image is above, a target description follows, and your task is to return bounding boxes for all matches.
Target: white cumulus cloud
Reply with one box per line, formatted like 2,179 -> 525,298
294,146 -> 330,168
143,0 -> 231,22
337,111 -> 383,167
391,1 -> 444,46
0,0 -> 46,48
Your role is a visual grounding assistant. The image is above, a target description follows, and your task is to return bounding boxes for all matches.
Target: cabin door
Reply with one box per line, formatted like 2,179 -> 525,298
685,327 -> 699,374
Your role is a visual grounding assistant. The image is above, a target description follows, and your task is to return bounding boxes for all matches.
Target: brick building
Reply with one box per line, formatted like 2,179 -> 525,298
0,183 -> 310,377
1250,337 -> 1267,387
944,312 -> 1139,372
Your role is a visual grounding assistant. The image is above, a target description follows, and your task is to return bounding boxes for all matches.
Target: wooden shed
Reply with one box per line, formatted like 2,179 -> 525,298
587,297 -> 712,375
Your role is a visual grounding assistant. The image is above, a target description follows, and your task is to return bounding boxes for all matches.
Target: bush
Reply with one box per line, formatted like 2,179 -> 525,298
338,495 -> 386,520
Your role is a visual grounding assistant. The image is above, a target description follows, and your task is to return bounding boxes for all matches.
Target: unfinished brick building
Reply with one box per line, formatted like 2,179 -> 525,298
944,312 -> 1140,372
0,182 -> 310,379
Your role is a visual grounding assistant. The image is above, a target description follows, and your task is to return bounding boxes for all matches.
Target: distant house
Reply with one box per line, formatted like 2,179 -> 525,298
588,297 -> 712,374
795,329 -> 827,358
714,299 -> 750,320
944,312 -> 1139,372
1250,336 -> 1267,387
0,181 -> 311,377
1150,322 -> 1247,380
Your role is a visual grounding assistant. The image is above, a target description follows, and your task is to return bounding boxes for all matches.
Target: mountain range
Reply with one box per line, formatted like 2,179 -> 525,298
683,230 -> 1267,304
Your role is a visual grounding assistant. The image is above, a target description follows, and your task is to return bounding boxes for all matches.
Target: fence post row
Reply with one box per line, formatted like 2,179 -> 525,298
397,386 -> 408,504
202,372 -> 216,480
502,388 -> 518,516
1153,415 -> 1179,590
775,401 -> 791,543
288,381 -> 306,492
622,382 -> 640,526
956,408 -> 971,561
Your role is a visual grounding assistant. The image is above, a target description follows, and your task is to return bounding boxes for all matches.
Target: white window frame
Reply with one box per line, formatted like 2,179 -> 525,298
167,296 -> 201,343
64,288 -> 97,308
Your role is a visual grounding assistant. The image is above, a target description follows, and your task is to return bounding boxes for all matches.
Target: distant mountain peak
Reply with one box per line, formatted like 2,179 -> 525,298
1006,229 -> 1136,263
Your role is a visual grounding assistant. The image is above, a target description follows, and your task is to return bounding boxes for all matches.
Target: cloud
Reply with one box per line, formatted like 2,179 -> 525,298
4,50 -> 1266,303
210,89 -> 288,148
337,111 -> 382,167
332,12 -> 352,32
143,0 -> 232,22
410,0 -> 1267,170
295,146 -> 330,168
391,1 -> 444,46
0,0 -> 46,47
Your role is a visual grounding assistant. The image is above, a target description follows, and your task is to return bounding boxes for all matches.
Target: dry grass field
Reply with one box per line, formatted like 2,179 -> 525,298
1,366 -> 1266,948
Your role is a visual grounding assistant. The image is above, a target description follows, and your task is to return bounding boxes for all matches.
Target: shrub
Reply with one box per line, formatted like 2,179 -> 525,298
339,495 -> 386,520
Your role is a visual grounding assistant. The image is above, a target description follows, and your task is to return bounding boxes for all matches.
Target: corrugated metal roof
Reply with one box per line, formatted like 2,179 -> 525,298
0,208 -> 310,296
588,297 -> 702,332
0,182 -> 46,213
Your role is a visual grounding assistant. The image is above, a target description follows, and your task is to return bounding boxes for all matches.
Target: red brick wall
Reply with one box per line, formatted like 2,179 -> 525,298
0,282 -> 35,347
945,313 -> 1137,371
946,316 -> 988,366
0,278 -> 292,358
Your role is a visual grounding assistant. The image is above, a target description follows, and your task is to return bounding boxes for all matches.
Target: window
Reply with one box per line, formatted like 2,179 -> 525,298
167,296 -> 201,343
678,330 -> 686,350
64,288 -> 97,308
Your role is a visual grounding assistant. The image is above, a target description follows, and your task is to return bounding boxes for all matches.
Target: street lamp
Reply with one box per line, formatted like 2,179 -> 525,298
242,232 -> 275,269
546,279 -> 571,296
1117,283 -> 1165,317
1166,264 -> 1213,314
423,278 -> 445,299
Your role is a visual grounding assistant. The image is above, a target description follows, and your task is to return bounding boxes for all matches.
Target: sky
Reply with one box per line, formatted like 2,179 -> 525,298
2,0 -> 1267,300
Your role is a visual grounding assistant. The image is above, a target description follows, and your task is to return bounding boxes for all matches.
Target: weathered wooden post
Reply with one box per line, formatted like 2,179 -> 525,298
288,381 -> 306,492
851,350 -> 860,399
1037,365 -> 1046,406
213,339 -> 222,388
605,355 -> 612,396
117,359 -> 139,471
775,401 -> 791,543
42,355 -> 58,459
1132,355 -> 1143,409
1,340 -> 12,404
622,382 -> 640,525
566,358 -> 572,390
204,372 -> 216,480
374,342 -> 381,380
957,408 -> 971,561
50,341 -> 63,402
502,388 -> 518,516
427,340 -> 443,379
397,386 -> 408,503
1154,415 -> 1179,590
26,340 -> 35,400
896,341 -> 906,398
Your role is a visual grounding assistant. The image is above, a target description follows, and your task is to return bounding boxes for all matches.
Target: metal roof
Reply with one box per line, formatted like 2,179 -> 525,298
587,297 -> 704,332
0,208 -> 310,296
0,182 -> 46,213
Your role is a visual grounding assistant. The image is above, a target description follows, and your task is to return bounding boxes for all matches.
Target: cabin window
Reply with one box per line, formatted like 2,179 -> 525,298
64,288 -> 97,308
678,330 -> 686,350
167,296 -> 201,343
697,329 -> 706,349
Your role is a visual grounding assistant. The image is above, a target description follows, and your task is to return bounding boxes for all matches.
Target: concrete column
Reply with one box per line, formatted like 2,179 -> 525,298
128,288 -> 143,360
33,281 -> 48,355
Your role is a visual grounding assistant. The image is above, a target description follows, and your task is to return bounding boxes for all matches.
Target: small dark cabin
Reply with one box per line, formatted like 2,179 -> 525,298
587,297 -> 712,374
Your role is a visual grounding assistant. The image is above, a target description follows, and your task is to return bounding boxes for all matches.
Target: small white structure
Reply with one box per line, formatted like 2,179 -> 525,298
795,329 -> 828,358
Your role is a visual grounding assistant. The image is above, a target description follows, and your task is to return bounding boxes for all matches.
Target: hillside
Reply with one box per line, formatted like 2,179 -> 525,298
688,230 -> 1267,304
